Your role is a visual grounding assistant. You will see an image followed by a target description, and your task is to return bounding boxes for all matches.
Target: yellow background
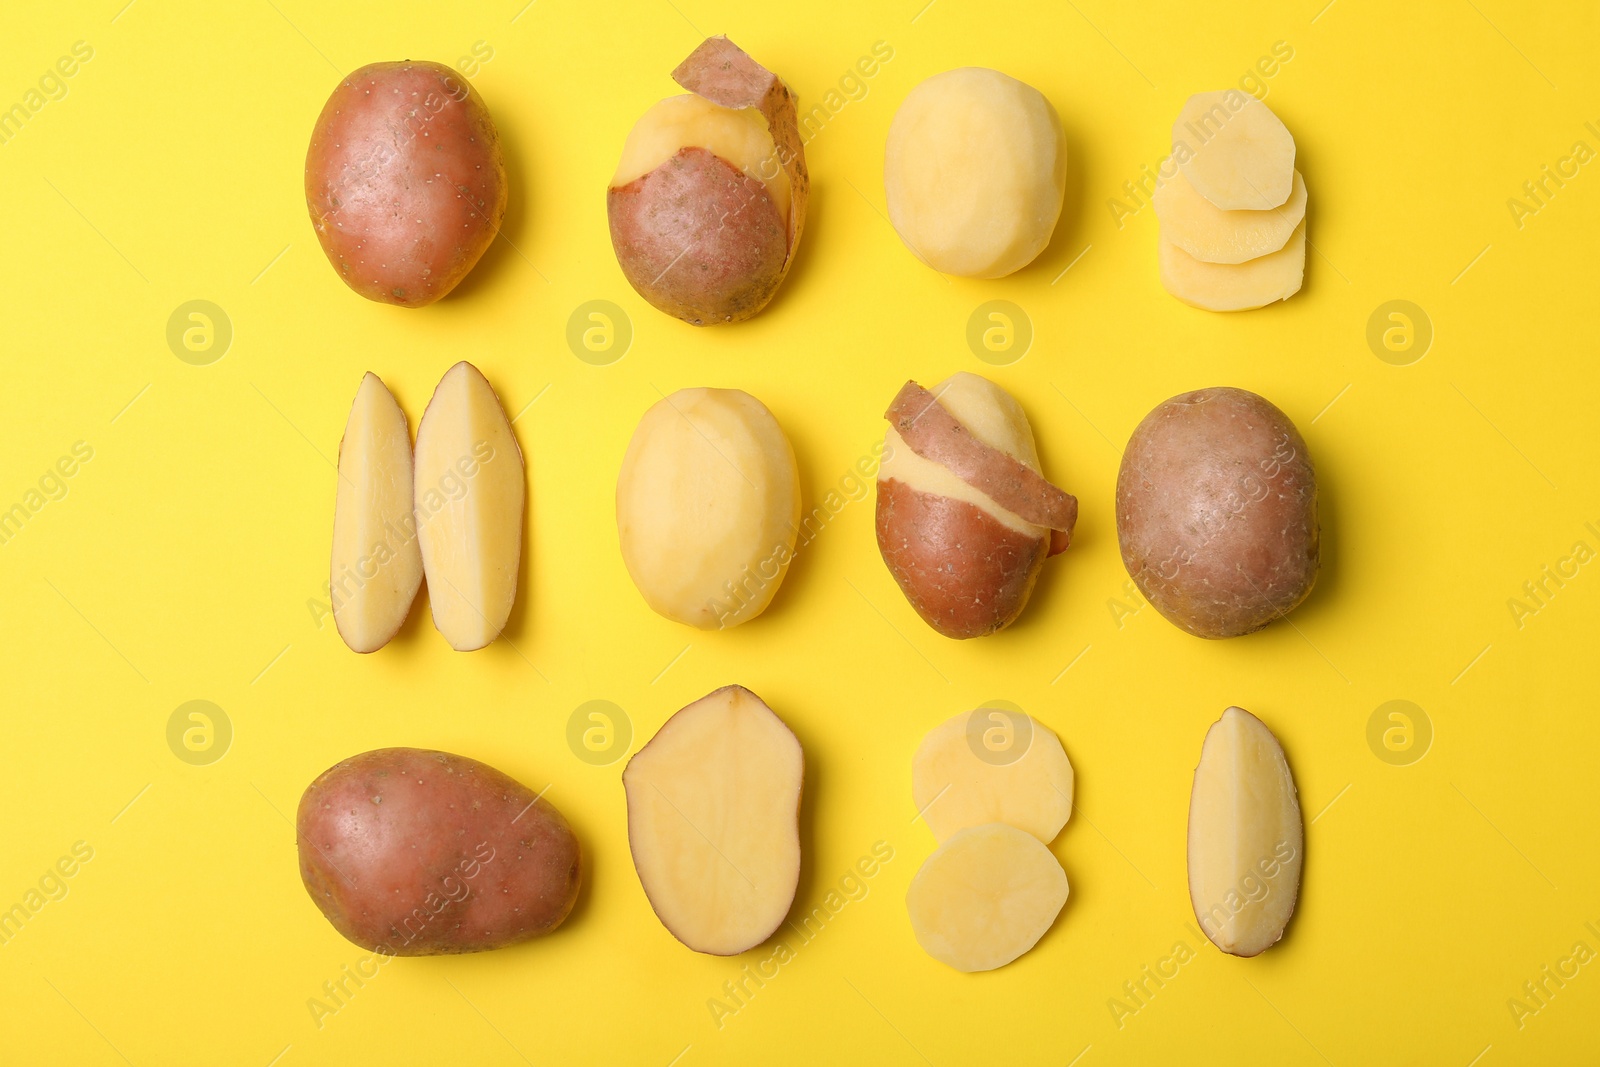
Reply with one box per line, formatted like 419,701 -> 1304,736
2,1 -> 1597,1063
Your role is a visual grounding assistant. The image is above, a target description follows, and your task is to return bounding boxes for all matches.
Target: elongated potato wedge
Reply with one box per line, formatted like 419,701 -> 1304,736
912,710 -> 1073,843
1173,91 -> 1295,210
1188,707 -> 1303,957
1159,222 -> 1305,312
331,373 -> 422,652
623,686 -> 803,955
906,822 -> 1068,972
413,362 -> 524,651
1154,170 -> 1306,264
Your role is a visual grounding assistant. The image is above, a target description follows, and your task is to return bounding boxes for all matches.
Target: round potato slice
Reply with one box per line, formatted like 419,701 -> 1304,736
1173,91 -> 1294,211
912,710 -> 1073,843
906,823 -> 1068,972
1158,222 -> 1305,312
1154,170 -> 1306,264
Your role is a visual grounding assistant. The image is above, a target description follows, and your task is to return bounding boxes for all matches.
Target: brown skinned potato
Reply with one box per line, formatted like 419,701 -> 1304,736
607,37 -> 808,325
305,61 -> 507,307
1116,387 -> 1319,639
296,748 -> 580,955
876,373 -> 1076,639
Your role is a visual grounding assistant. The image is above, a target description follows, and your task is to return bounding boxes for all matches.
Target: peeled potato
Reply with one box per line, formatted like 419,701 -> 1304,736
1188,707 -> 1303,957
906,823 -> 1068,972
1154,170 -> 1306,264
912,710 -> 1073,843
884,68 -> 1066,278
1159,221 -> 1305,312
1173,91 -> 1295,210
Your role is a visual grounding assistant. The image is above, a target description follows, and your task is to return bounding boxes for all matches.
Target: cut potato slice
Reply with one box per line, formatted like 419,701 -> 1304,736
906,823 -> 1068,972
1159,221 -> 1305,312
1188,707 -> 1303,957
624,685 -> 803,955
413,362 -> 525,651
1173,91 -> 1295,210
1154,169 -> 1306,264
331,373 -> 422,653
912,710 -> 1073,843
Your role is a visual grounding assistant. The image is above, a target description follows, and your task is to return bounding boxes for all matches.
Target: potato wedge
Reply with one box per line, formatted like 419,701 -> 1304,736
1158,222 -> 1305,312
912,710 -> 1073,843
1173,91 -> 1295,210
1154,169 -> 1306,265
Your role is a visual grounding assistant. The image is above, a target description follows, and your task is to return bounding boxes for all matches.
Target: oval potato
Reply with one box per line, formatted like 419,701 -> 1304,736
1115,387 -> 1318,638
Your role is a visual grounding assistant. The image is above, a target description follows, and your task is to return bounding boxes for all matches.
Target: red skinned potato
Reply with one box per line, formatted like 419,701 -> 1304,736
296,748 -> 580,955
1116,387 -> 1319,639
306,61 -> 507,307
876,374 -> 1077,639
607,37 -> 808,325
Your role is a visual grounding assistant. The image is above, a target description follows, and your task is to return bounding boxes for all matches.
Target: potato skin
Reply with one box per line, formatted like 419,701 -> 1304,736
305,61 -> 507,307
296,748 -> 580,955
876,477 -> 1048,639
1116,387 -> 1318,639
607,146 -> 788,325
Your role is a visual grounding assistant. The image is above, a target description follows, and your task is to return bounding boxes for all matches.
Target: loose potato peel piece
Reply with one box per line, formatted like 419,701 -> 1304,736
886,380 -> 1078,551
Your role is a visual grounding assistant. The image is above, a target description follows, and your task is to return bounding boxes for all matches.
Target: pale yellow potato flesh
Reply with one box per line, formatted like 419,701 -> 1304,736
906,823 -> 1068,972
1158,221 -> 1305,312
1173,91 -> 1295,210
912,711 -> 1073,843
612,94 -> 791,233
412,362 -> 525,651
884,68 -> 1067,278
1187,706 -> 1303,957
616,388 -> 799,629
877,371 -> 1046,538
623,686 -> 803,955
1154,169 -> 1306,264
331,373 -> 422,653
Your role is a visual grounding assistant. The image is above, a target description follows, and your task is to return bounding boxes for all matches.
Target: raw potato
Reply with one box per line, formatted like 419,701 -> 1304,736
1116,387 -> 1318,639
876,373 -> 1077,638
608,37 -> 808,326
906,823 -> 1068,972
296,748 -> 581,955
884,68 -> 1066,278
912,710 -> 1073,843
1158,222 -> 1305,311
331,373 -> 422,653
623,686 -> 803,955
1154,169 -> 1306,264
1173,91 -> 1295,210
413,362 -> 524,650
616,388 -> 799,629
305,61 -> 507,307
1188,707 -> 1303,956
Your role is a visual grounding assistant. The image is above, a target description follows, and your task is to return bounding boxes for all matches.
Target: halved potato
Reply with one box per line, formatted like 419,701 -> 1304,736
1158,221 -> 1305,312
1154,169 -> 1306,264
1173,91 -> 1295,210
912,710 -> 1073,843
906,822 -> 1068,972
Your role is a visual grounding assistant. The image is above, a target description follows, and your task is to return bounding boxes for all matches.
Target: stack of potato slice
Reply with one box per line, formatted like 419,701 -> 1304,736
1154,91 -> 1306,312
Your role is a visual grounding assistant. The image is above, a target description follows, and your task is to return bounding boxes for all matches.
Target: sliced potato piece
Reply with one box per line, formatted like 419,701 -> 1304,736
912,710 -> 1073,843
413,362 -> 525,651
1173,91 -> 1295,210
331,373 -> 422,653
1154,169 -> 1306,264
906,823 -> 1068,972
1159,221 -> 1305,312
1188,707 -> 1303,957
624,686 -> 803,955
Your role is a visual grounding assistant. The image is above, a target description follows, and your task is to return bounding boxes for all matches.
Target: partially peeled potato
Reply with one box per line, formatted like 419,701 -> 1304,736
607,37 -> 808,326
